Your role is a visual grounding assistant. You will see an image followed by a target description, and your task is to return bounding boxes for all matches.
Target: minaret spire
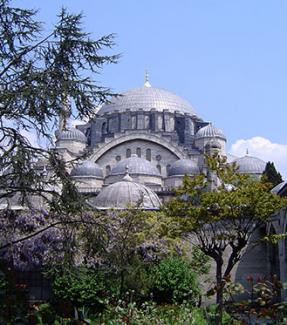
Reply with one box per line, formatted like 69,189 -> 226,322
144,70 -> 151,87
59,95 -> 71,131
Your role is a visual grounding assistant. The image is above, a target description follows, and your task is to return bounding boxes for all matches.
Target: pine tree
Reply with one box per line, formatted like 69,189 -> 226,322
262,162 -> 283,187
0,0 -> 119,203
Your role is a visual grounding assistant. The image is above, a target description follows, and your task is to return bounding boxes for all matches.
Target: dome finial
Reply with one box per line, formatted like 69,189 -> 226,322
123,166 -> 133,182
246,148 -> 249,155
144,70 -> 151,88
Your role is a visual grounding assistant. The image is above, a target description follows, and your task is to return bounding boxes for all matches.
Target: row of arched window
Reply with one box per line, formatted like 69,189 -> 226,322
103,149 -> 173,177
126,148 -> 151,161
105,163 -> 171,177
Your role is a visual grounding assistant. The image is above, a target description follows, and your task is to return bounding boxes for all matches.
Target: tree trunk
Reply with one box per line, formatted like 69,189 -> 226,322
215,258 -> 223,325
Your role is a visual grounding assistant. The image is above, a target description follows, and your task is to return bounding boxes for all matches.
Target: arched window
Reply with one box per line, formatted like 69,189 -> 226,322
136,148 -> 141,157
126,148 -> 131,158
106,165 -> 111,176
146,148 -> 151,161
166,164 -> 171,176
156,164 -> 161,174
101,122 -> 107,134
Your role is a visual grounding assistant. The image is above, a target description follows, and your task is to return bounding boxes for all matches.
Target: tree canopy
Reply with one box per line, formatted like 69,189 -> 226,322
0,0 -> 119,206
165,154 -> 287,324
262,161 -> 283,188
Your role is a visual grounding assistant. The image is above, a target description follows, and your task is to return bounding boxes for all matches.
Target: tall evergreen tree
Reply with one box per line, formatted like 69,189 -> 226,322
0,0 -> 119,205
262,162 -> 283,187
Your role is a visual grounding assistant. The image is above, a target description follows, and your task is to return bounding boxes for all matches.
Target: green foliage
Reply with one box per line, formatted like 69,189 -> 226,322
204,304 -> 240,325
32,303 -> 57,325
0,0 -> 118,206
165,154 -> 287,324
147,256 -> 200,304
165,154 -> 287,279
52,267 -> 106,311
262,161 -> 283,188
80,210 -> 175,297
224,276 -> 285,323
190,246 -> 211,276
94,301 -> 209,325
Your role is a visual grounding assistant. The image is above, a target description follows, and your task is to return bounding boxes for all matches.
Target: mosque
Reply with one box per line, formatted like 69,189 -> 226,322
4,75 -> 287,302
53,77 -> 287,300
53,75 -> 267,210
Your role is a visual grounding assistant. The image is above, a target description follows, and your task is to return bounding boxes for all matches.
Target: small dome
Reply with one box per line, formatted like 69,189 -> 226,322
271,181 -> 287,195
57,128 -> 87,143
91,175 -> 161,210
70,160 -> 103,178
226,153 -> 238,163
98,86 -> 196,115
195,124 -> 226,140
168,159 -> 200,176
233,155 -> 266,175
111,154 -> 160,177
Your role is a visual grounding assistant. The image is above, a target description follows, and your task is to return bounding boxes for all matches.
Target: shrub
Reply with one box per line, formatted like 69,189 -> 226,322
148,256 -> 200,304
94,301 -> 208,324
52,267 -> 107,315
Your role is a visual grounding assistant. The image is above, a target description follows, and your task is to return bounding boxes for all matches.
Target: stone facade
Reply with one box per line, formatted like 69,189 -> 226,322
53,82 -> 285,301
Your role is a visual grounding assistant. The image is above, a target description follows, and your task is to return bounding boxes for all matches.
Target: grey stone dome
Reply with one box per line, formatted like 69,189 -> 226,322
98,86 -> 196,115
233,155 -> 266,175
195,123 -> 226,140
92,175 -> 161,210
57,128 -> 87,143
168,159 -> 200,176
271,181 -> 287,195
111,154 -> 160,176
226,153 -> 238,163
70,160 -> 103,178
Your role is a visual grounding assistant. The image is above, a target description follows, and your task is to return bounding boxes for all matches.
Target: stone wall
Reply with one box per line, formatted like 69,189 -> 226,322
95,139 -> 180,178
89,110 -> 202,147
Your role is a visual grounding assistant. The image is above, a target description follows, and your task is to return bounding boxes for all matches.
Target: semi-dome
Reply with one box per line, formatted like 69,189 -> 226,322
70,160 -> 103,178
57,128 -> 87,143
97,86 -> 196,115
168,159 -> 200,176
271,181 -> 287,196
233,155 -> 266,175
111,154 -> 160,176
195,123 -> 226,140
91,174 -> 161,210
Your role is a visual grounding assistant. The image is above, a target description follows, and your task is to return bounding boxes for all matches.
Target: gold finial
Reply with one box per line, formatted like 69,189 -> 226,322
144,70 -> 151,87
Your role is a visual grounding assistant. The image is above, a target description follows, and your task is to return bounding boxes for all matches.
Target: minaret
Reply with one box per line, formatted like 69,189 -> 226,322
58,95 -> 71,132
144,70 -> 151,88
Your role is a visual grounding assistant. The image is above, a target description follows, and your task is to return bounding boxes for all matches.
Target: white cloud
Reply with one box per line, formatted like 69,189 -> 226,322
229,136 -> 287,179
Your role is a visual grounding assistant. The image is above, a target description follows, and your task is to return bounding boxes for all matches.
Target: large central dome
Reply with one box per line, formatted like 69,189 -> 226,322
98,86 -> 196,115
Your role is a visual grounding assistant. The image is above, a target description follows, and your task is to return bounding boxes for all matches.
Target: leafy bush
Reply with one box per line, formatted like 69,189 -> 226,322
94,301 -> 208,324
147,256 -> 200,304
224,276 -> 286,324
52,267 -> 107,314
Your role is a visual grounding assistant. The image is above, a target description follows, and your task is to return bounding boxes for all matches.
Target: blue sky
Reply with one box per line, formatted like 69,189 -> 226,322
16,0 -> 287,177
